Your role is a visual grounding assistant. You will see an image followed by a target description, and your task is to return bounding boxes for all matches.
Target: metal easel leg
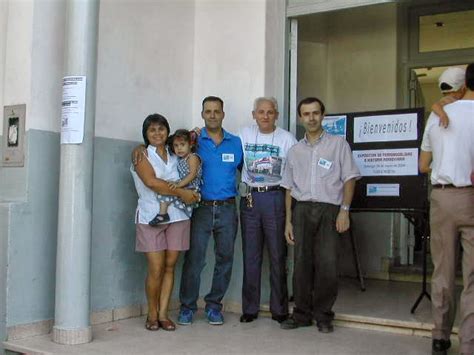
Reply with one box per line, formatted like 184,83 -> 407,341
410,232 -> 431,313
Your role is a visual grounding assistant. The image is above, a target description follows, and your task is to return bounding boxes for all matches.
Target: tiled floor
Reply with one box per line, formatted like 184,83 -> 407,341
4,314 -> 438,355
4,279 -> 462,354
336,278 -> 447,323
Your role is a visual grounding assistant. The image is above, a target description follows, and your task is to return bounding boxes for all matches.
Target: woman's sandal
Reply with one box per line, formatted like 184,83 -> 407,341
158,318 -> 176,331
145,317 -> 159,331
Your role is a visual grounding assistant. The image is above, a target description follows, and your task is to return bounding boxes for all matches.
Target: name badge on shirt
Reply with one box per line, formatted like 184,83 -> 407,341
318,158 -> 332,170
222,153 -> 235,162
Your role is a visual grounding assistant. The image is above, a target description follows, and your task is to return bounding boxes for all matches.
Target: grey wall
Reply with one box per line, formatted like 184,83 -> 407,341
4,132 -> 150,326
90,137 -> 146,310
0,196 -> 9,350
0,146 -> 27,203
5,130 -> 59,326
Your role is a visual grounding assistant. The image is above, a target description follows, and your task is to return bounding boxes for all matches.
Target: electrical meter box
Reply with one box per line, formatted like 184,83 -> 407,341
2,104 -> 26,167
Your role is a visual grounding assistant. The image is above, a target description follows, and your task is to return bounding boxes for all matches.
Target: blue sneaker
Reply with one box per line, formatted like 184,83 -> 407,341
177,309 -> 193,325
206,309 -> 224,325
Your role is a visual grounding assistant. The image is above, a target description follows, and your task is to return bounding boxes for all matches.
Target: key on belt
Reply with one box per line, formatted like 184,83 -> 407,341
246,193 -> 253,208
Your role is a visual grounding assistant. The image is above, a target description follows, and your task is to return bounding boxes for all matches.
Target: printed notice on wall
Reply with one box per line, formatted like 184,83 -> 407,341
353,113 -> 417,143
352,148 -> 419,176
367,184 -> 400,197
61,76 -> 86,144
323,115 -> 347,138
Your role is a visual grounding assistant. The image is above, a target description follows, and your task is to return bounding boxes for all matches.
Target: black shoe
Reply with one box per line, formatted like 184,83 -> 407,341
149,213 -> 170,226
432,339 -> 451,355
280,317 -> 312,330
240,313 -> 258,323
271,314 -> 289,323
316,320 -> 334,333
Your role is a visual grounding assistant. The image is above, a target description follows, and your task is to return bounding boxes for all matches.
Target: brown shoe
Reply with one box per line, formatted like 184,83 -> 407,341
159,318 -> 176,331
145,317 -> 159,331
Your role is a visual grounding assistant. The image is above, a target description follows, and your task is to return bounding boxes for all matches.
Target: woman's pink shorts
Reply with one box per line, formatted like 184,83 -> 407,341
135,220 -> 190,252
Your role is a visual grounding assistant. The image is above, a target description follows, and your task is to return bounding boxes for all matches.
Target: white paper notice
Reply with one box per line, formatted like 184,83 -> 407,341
367,184 -> 400,197
353,113 -> 417,143
61,76 -> 86,144
323,115 -> 347,138
352,148 -> 419,176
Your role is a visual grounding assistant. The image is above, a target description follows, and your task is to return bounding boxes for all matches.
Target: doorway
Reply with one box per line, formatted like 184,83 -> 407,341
286,0 -> 474,278
401,1 -> 474,272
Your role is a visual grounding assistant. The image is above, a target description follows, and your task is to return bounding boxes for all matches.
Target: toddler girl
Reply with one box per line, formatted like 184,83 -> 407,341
149,129 -> 202,226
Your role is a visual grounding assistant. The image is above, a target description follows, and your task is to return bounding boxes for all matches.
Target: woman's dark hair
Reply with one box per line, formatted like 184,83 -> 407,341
297,97 -> 326,116
168,129 -> 197,154
142,113 -> 170,146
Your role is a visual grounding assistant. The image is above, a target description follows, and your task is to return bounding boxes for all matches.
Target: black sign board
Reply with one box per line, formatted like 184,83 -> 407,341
325,108 -> 427,211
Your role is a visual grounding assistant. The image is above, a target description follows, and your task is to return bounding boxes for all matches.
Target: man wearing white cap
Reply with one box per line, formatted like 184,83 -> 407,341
431,66 -> 466,128
420,63 -> 474,355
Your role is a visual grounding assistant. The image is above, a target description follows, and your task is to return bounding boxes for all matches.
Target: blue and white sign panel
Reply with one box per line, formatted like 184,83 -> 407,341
367,184 -> 400,197
323,115 -> 347,138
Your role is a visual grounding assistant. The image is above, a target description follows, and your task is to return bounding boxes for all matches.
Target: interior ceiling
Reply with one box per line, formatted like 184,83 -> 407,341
419,9 -> 474,53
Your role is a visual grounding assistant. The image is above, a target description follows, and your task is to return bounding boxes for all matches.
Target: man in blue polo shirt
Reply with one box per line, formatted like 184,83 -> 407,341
178,96 -> 243,326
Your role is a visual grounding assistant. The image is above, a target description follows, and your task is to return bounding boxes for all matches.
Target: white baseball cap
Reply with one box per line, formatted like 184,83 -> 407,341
438,67 -> 466,93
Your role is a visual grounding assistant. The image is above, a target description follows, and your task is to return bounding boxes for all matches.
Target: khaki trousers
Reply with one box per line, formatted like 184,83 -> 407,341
430,187 -> 474,353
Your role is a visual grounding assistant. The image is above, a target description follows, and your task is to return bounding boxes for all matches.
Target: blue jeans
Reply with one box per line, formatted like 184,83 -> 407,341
179,203 -> 238,312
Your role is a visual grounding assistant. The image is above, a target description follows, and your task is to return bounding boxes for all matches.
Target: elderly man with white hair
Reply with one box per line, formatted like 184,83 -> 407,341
238,97 -> 297,324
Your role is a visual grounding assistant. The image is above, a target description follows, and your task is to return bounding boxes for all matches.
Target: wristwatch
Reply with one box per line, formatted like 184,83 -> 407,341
340,204 -> 350,211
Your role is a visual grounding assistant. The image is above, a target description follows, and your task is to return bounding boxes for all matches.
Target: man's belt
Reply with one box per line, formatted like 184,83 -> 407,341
200,198 -> 235,206
432,184 -> 472,189
249,185 -> 285,193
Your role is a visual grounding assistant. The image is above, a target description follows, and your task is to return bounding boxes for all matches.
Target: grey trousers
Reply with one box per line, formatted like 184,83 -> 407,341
430,187 -> 474,354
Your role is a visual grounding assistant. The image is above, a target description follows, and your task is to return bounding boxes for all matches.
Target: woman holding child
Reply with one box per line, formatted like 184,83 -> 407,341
131,113 -> 200,331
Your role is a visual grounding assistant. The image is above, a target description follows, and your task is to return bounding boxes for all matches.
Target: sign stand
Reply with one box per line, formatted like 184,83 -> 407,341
326,107 -> 430,304
407,210 -> 431,313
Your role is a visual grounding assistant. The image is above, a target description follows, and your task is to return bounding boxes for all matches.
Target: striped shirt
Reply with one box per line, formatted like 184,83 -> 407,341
281,132 -> 360,205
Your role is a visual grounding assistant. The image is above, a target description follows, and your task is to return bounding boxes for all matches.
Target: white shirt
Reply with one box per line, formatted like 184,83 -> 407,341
131,145 -> 189,224
239,125 -> 297,187
421,100 -> 474,186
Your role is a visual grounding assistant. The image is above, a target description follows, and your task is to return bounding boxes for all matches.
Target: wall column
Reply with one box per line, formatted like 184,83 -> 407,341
52,0 -> 99,345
